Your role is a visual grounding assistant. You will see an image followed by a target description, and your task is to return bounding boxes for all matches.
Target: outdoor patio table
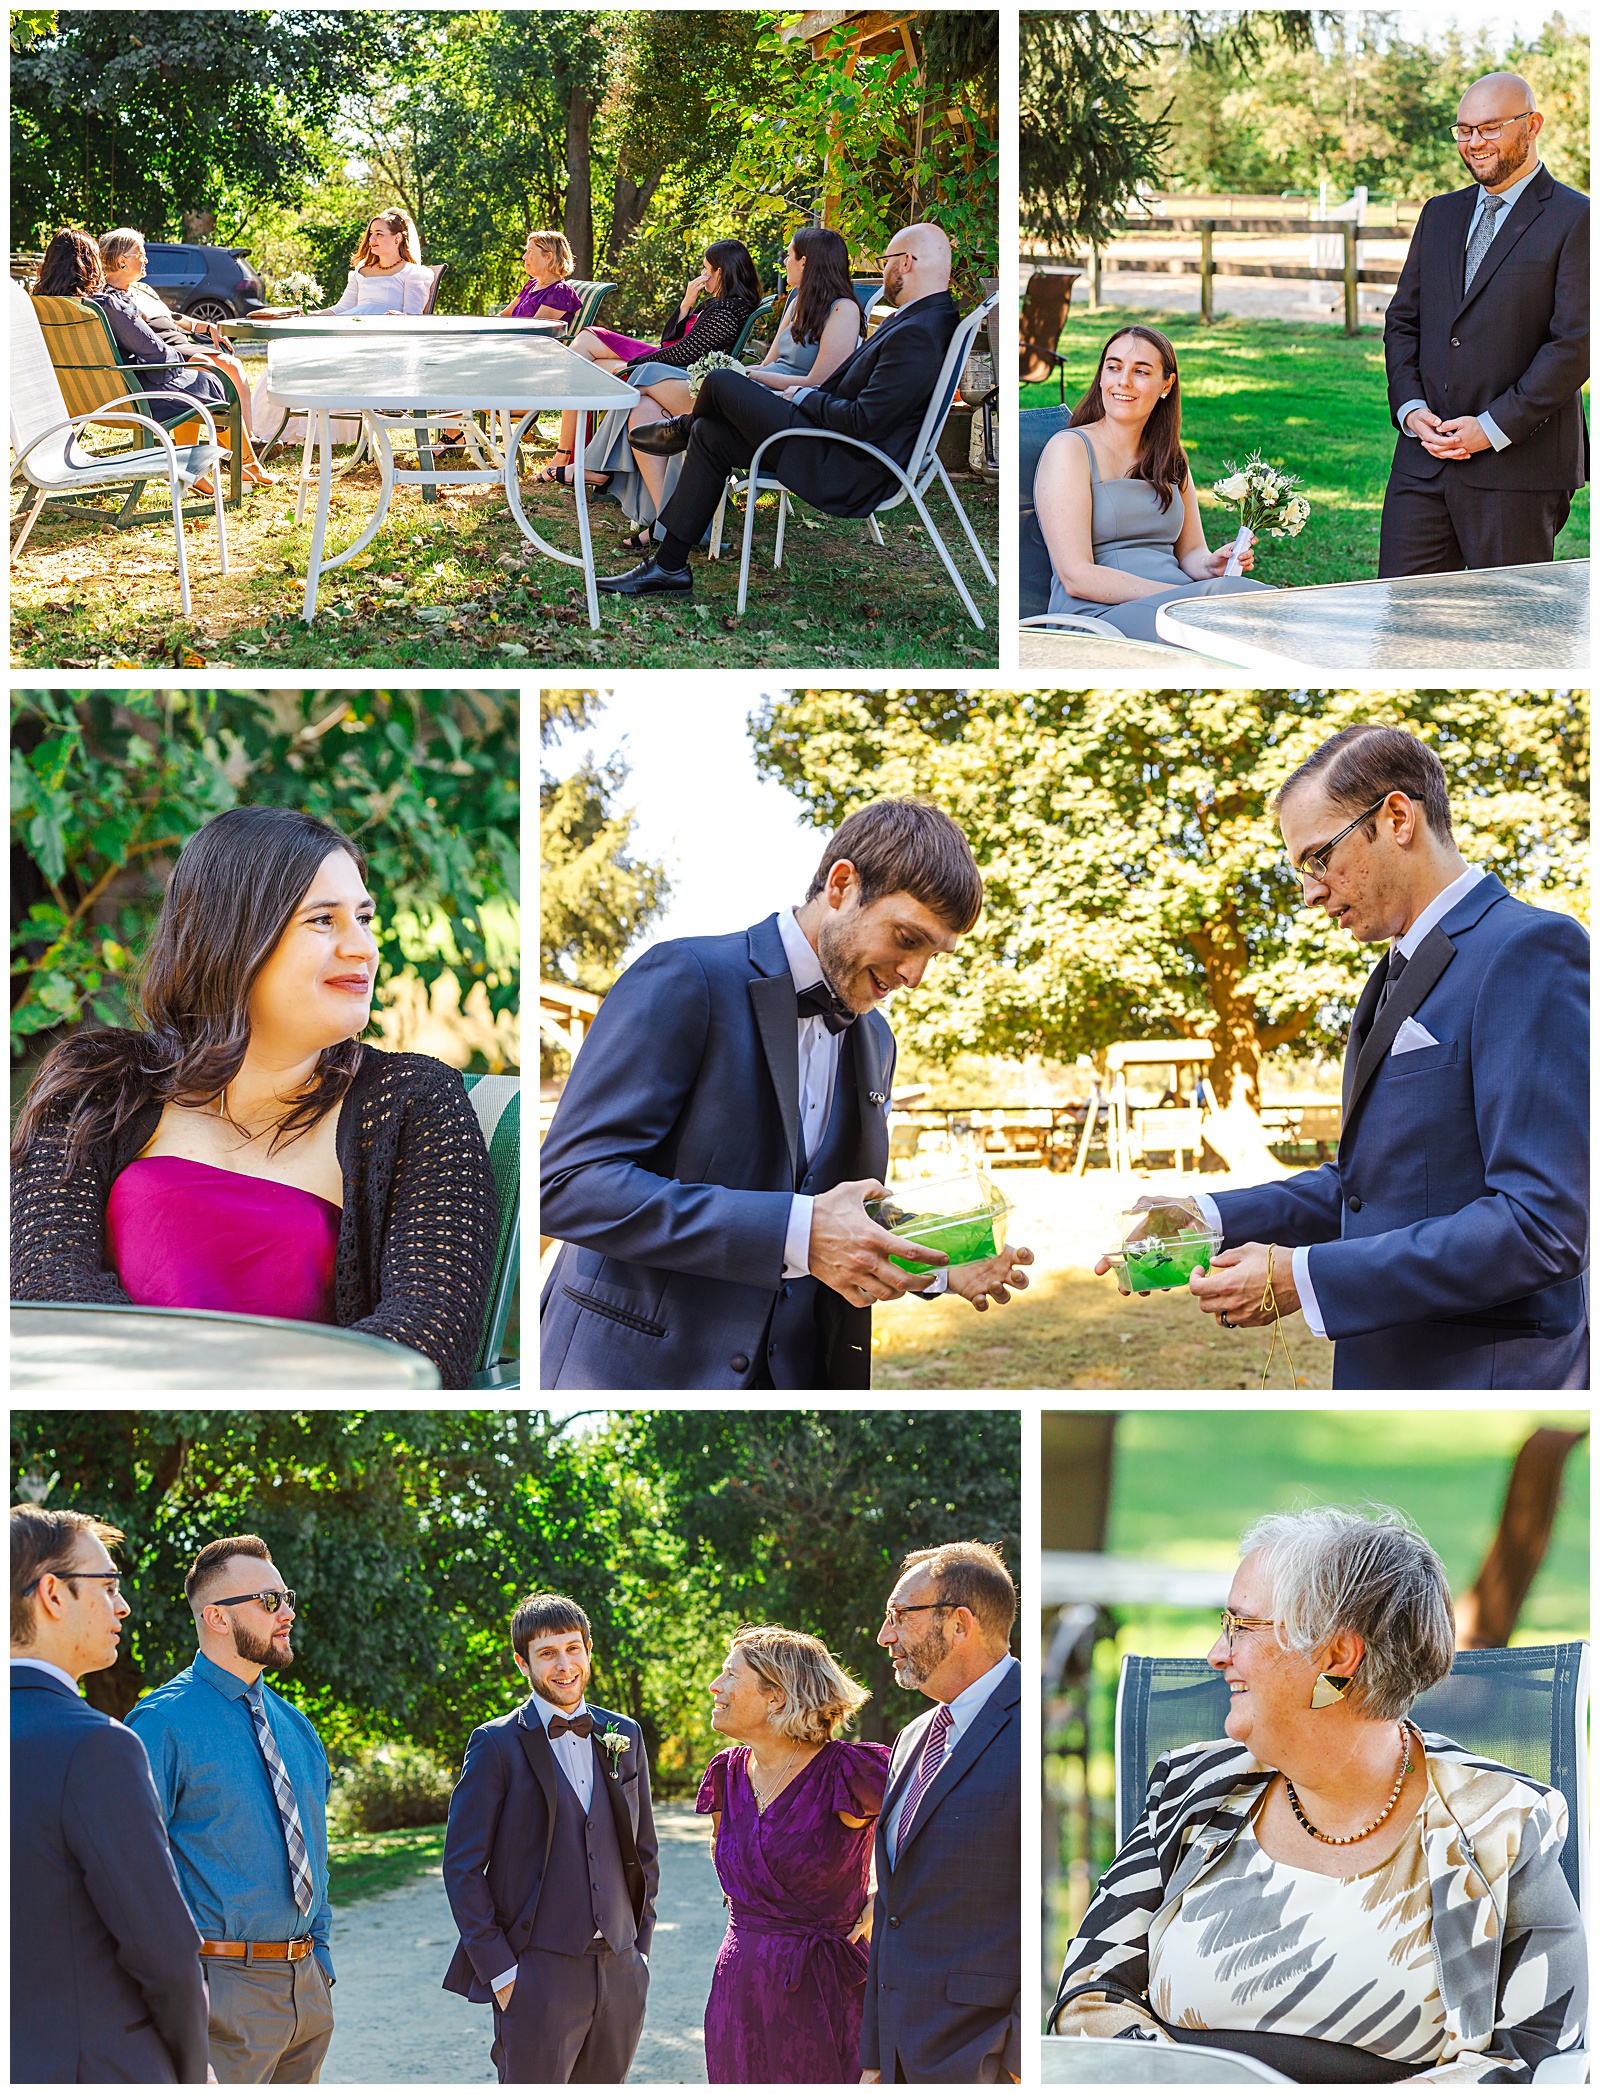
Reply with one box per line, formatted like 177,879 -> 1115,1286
1154,559 -> 1589,676
223,313 -> 566,341
263,334 -> 636,626
1019,625 -> 1242,682
10,1302 -> 441,1390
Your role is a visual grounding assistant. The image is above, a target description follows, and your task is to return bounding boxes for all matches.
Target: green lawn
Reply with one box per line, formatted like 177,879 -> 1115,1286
1023,306 -> 1590,586
9,433 -> 998,670
327,1824 -> 446,1906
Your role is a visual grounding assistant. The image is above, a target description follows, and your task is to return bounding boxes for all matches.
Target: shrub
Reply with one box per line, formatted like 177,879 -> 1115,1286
328,1740 -> 457,1835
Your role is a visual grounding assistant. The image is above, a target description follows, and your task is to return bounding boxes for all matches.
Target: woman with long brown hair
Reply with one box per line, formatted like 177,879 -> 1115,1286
1035,324 -> 1272,644
10,806 -> 494,1387
324,207 -> 433,315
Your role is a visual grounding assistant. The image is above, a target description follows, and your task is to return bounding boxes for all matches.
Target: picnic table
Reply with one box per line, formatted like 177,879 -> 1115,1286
263,334 -> 636,626
10,1303 -> 440,1390
1155,559 -> 1589,675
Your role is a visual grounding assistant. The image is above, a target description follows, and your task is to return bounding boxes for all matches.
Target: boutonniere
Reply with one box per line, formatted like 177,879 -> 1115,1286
599,1727 -> 630,1779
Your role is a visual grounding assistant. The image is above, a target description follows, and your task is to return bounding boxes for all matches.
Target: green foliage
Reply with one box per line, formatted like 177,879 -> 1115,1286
10,688 -> 519,1062
540,699 -> 670,997
1022,13 -> 1172,251
747,688 -> 1590,1107
327,1740 -> 457,1834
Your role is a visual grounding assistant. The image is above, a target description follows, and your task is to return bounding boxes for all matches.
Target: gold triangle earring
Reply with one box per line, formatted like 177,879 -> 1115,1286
1310,1673 -> 1350,1710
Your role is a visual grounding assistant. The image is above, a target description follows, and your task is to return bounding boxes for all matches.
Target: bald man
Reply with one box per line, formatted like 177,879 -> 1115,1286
1380,71 -> 1589,576
599,222 -> 961,598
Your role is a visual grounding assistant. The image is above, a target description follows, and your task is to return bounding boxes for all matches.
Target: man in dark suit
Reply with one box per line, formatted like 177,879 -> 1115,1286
539,799 -> 1033,1390
862,1542 -> 1021,2085
596,221 -> 961,597
1380,70 -> 1589,574
1129,725 -> 1588,1389
441,1591 -> 659,2084
11,1504 -> 210,2084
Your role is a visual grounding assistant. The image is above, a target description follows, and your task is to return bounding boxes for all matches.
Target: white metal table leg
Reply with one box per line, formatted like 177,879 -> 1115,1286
301,409 -> 333,622
574,413 -> 599,629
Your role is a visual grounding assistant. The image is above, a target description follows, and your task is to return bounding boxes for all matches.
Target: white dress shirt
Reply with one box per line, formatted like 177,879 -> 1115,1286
1197,864 -> 1486,1338
10,1655 -> 79,1693
490,1691 -> 600,1990
882,1652 -> 1016,1867
1395,164 -> 1541,452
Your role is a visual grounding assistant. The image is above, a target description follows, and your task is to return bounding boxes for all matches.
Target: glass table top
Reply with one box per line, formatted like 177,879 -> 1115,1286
11,1304 -> 441,1390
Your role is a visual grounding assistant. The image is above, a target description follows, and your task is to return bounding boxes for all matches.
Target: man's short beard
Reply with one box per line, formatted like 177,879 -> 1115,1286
815,915 -> 862,1010
897,1621 -> 952,1686
234,1620 -> 292,1670
1462,141 -> 1526,188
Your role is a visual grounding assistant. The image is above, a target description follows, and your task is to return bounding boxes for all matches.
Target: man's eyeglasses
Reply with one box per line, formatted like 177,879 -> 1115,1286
210,1588 -> 296,1614
22,1569 -> 123,1598
1450,114 -> 1532,144
879,249 -> 910,265
1218,1609 -> 1277,1652
1286,795 -> 1390,882
882,1599 -> 955,1627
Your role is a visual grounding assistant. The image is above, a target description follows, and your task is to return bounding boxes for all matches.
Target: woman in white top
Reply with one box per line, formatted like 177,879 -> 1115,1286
326,209 -> 434,316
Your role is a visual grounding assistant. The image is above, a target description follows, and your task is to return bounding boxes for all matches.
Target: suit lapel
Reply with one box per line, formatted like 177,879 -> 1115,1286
1342,925 -> 1458,1137
515,1702 -> 562,1880
891,1663 -> 1017,1869
587,1703 -> 647,1922
747,916 -> 801,1181
1341,955 -> 1389,1124
1453,170 -> 1550,320
852,1013 -> 893,1181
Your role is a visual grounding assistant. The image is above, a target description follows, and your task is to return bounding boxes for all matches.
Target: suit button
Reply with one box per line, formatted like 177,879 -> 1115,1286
887,1915 -> 900,1929
1450,336 -> 1460,346
730,1354 -> 749,1372
782,1283 -> 791,1299
1348,1195 -> 1363,1213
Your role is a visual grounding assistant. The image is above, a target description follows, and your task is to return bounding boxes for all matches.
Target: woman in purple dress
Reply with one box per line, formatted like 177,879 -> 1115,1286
698,1625 -> 890,2084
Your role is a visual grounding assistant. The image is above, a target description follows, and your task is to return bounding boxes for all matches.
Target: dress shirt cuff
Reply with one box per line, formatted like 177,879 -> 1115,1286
1395,397 -> 1428,435
1477,409 -> 1511,451
789,385 -> 815,403
1192,1190 -> 1225,1237
1292,1246 -> 1328,1337
783,1193 -> 814,1279
490,1964 -> 518,1994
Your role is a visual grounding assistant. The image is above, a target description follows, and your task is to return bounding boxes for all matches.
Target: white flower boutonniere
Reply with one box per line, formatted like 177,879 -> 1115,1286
600,1727 -> 631,1779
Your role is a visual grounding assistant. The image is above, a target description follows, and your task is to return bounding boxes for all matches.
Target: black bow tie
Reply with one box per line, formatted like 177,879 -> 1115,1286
796,979 -> 858,1034
549,1711 -> 593,1739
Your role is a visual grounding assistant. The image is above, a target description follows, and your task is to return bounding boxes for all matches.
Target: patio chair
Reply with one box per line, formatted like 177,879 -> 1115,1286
712,292 -> 999,630
461,1072 -> 520,1390
1021,401 -> 1072,617
30,292 -> 244,512
10,281 -> 228,616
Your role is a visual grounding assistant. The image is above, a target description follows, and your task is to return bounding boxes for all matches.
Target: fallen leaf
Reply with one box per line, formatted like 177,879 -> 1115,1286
178,647 -> 206,667
496,642 -> 530,658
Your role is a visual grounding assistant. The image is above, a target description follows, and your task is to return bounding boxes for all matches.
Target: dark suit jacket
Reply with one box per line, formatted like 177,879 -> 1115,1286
440,1699 -> 658,2002
11,1669 -> 210,2083
539,913 -> 896,1390
862,1659 -> 1022,2083
1384,165 -> 1589,490
1214,874 -> 1589,1388
769,289 -> 961,516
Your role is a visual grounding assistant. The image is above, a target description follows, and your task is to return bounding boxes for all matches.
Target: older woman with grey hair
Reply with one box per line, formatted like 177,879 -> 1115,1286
1052,1506 -> 1585,2083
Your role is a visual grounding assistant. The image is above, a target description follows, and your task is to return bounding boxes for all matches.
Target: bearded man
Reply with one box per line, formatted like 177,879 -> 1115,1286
129,1536 -> 335,2084
540,797 -> 1033,1390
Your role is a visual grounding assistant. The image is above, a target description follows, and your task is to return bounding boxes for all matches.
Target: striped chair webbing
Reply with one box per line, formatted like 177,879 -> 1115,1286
461,1073 -> 520,1264
31,297 -> 132,420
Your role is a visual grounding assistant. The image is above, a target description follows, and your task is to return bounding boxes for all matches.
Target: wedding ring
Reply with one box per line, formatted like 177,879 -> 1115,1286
1219,1313 -> 1234,1329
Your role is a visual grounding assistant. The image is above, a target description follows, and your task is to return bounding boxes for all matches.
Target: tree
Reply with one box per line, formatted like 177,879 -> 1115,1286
1022,13 -> 1172,252
748,688 -> 1589,1111
540,692 -> 669,996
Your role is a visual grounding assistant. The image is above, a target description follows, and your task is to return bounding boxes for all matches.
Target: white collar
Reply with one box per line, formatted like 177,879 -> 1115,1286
942,1651 -> 1015,1728
1474,162 -> 1540,215
778,907 -> 826,994
530,1690 -> 590,1735
11,1655 -> 80,1693
1396,864 -> 1486,959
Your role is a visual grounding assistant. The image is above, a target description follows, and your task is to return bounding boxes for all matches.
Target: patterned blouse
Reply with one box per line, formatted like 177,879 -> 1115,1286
1149,1806 -> 1445,2067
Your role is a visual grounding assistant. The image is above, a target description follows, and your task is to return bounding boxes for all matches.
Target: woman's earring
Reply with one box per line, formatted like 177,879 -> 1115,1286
1310,1673 -> 1350,1710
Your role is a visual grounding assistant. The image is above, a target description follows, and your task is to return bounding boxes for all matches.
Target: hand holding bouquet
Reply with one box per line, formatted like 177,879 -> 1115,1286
276,272 -> 324,313
684,350 -> 745,397
1211,453 -> 1311,575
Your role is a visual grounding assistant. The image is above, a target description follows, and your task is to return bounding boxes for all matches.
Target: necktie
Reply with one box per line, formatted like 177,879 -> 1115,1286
247,1684 -> 315,1915
549,1711 -> 594,1739
796,979 -> 857,1034
1377,944 -> 1410,1015
894,1703 -> 954,1851
1463,191 -> 1506,293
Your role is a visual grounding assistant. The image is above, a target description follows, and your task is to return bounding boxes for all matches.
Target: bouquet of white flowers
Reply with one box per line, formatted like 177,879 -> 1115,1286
683,350 -> 745,397
276,271 -> 324,312
1211,453 -> 1311,575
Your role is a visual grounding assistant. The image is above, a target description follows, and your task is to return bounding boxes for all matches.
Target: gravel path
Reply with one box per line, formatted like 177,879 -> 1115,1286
321,1802 -> 721,2084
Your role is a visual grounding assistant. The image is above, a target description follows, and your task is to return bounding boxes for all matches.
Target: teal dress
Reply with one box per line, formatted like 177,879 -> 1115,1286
1046,426 -> 1270,644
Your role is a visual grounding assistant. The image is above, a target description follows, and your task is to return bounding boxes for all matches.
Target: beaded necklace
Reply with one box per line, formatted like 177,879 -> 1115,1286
1284,1720 -> 1417,1845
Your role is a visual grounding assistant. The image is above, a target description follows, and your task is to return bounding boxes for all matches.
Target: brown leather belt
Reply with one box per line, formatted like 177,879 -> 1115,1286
199,1939 -> 313,1961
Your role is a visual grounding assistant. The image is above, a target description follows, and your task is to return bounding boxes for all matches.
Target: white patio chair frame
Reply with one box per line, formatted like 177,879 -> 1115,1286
11,282 -> 228,616
708,293 -> 998,631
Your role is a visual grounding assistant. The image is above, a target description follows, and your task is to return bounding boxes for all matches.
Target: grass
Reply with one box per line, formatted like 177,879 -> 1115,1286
9,430 -> 998,670
1023,305 -> 1590,586
327,1823 -> 446,1906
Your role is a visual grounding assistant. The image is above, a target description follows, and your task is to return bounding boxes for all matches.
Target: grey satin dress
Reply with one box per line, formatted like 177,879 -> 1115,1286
1046,426 -> 1271,643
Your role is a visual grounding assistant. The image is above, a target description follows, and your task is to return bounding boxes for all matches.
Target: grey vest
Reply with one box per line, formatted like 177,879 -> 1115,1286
528,1748 -> 635,1957
767,1023 -> 864,1384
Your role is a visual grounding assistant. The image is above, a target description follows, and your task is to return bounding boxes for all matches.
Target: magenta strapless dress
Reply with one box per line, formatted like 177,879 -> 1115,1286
106,1157 -> 342,1322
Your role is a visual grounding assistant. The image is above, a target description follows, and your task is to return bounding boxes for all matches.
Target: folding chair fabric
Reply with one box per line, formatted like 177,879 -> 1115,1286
31,296 -> 133,418
460,1073 -> 520,1377
1020,402 -> 1074,618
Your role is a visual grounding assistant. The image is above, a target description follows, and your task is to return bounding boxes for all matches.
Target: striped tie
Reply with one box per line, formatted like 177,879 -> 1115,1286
894,1703 -> 954,1853
247,1683 -> 316,1915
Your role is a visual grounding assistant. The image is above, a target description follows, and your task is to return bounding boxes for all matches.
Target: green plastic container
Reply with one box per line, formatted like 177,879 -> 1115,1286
868,1170 -> 1012,1276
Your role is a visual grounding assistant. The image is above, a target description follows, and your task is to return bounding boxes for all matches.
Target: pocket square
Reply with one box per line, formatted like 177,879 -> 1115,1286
1390,1016 -> 1440,1057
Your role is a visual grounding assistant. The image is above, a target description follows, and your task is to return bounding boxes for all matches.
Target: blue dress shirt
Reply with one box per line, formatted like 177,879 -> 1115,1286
127,1650 -> 335,1979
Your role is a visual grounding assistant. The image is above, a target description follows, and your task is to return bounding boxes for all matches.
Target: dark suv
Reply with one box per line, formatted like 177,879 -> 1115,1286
143,244 -> 268,323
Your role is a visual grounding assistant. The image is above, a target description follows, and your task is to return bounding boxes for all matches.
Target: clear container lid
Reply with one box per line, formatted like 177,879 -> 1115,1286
1118,1201 -> 1216,1250
868,1167 -> 1012,1231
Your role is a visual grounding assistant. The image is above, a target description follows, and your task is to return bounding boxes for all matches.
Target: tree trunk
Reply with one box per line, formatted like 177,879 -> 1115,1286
1189,911 -> 1262,1109
606,172 -> 663,267
563,77 -> 596,280
1456,1426 -> 1589,1647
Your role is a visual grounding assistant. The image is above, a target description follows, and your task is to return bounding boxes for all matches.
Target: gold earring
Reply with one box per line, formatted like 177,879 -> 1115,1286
1310,1673 -> 1350,1710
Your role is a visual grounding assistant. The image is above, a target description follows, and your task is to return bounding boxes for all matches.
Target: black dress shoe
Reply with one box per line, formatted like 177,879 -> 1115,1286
596,555 -> 693,596
628,414 -> 694,457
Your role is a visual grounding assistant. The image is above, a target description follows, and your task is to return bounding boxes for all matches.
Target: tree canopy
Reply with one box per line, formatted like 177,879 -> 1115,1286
540,692 -> 669,1003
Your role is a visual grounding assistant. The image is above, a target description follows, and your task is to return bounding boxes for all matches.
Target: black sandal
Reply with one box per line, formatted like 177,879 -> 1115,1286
536,452 -> 574,483
561,465 -> 614,492
619,525 -> 654,553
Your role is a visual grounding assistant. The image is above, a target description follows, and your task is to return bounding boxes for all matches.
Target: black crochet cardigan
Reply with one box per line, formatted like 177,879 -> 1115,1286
624,291 -> 758,374
10,1047 -> 496,1389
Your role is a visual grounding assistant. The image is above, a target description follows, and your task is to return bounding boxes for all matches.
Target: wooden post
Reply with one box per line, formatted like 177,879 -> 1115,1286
1088,246 -> 1101,310
1199,220 -> 1214,323
1343,220 -> 1359,335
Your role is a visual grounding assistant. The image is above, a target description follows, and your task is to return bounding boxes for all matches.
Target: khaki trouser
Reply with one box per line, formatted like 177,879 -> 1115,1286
205,1954 -> 334,2084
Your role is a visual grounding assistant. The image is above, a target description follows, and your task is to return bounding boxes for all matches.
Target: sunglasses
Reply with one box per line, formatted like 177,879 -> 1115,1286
210,1588 -> 296,1614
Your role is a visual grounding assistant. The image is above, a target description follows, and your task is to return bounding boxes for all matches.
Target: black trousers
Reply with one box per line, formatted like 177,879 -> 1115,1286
489,1941 -> 648,2084
1378,468 -> 1574,576
657,368 -> 810,551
